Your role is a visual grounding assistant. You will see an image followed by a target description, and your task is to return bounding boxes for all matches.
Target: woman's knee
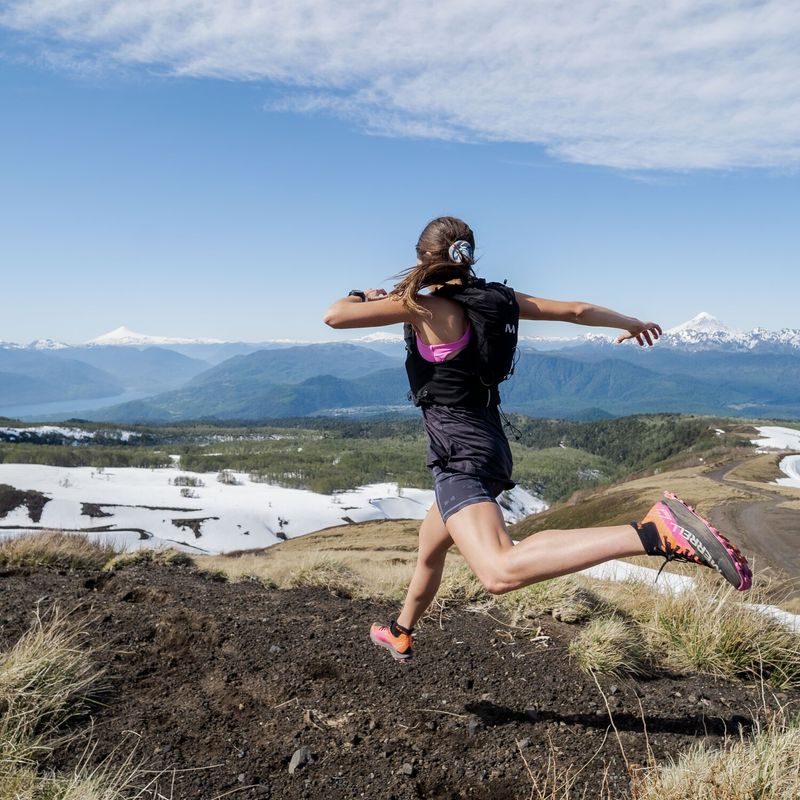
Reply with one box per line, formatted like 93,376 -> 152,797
474,555 -> 519,595
480,577 -> 518,595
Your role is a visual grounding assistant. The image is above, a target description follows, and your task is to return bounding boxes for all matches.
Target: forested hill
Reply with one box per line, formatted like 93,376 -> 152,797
0,413 -> 740,503
84,343 -> 800,422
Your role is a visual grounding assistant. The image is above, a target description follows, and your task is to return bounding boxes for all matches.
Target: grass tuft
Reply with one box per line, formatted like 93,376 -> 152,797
0,607 -> 163,800
589,577 -> 800,688
103,548 -> 193,572
435,564 -> 490,604
436,564 -> 494,603
647,586 -> 800,688
286,558 -> 361,598
633,711 -> 800,799
197,568 -> 229,583
569,616 -> 650,678
0,607 -> 102,765
0,741 -> 165,800
0,532 -> 117,571
497,576 -> 599,624
0,764 -> 36,798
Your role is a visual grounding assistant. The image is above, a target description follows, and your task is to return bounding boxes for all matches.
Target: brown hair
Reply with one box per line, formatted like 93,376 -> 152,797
391,216 -> 476,316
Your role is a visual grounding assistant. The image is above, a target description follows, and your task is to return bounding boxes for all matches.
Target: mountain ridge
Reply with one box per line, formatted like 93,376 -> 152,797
4,315 -> 800,422
5,313 -> 800,355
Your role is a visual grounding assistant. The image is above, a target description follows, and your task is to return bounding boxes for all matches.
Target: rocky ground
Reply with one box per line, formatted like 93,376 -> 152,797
2,561 -> 793,800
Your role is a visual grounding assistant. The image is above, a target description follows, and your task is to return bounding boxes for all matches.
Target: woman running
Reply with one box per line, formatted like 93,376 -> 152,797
324,216 -> 751,663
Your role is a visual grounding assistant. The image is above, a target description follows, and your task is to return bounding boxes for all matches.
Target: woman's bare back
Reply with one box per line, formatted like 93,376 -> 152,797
413,293 -> 470,358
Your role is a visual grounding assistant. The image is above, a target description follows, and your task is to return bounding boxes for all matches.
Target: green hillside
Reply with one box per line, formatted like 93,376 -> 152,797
83,343 -> 800,423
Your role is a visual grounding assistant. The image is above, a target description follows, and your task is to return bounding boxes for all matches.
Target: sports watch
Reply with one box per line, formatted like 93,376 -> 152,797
348,290 -> 367,302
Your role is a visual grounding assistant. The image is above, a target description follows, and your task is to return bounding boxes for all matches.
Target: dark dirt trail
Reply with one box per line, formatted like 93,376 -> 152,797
2,562 -> 791,800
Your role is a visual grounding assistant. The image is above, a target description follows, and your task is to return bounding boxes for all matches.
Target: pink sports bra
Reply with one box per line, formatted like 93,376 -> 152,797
415,324 -> 472,363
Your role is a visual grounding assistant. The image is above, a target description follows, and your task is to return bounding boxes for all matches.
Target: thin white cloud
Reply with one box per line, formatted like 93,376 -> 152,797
3,0 -> 800,170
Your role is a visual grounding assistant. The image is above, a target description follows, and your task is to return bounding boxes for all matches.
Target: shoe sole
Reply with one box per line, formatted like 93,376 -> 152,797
369,629 -> 413,663
662,494 -> 752,591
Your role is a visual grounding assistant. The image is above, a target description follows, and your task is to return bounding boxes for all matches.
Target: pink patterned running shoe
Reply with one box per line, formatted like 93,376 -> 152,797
369,620 -> 414,663
635,492 -> 752,591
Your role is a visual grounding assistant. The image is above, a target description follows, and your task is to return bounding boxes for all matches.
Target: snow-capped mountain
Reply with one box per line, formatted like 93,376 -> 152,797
661,313 -> 800,352
86,327 -> 404,349
517,333 -> 609,350
4,314 -> 799,356
28,338 -> 70,350
519,313 -> 800,353
352,332 -> 404,344
0,338 -> 70,351
86,326 -> 225,347
666,312 -> 732,336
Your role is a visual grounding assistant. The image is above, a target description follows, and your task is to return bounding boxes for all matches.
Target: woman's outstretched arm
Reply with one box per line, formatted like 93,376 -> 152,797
323,289 -> 414,329
515,292 -> 662,347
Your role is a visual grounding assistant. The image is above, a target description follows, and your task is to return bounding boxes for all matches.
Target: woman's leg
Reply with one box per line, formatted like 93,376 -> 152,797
396,503 -> 453,630
445,501 -> 644,594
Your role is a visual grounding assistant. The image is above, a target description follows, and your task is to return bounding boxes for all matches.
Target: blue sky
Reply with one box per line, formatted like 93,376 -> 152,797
1,2 -> 798,344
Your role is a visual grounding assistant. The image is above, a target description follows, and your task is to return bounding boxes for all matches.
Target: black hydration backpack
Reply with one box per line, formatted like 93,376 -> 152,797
404,277 -> 520,407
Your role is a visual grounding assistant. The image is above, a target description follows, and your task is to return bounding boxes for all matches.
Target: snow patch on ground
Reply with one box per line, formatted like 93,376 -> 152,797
0,464 -> 546,554
577,560 -> 799,632
497,485 -> 547,520
775,455 -> 800,489
579,560 -> 695,592
751,426 -> 800,450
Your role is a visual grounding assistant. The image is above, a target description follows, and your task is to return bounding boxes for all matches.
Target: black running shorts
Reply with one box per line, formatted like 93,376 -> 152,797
432,466 -> 507,523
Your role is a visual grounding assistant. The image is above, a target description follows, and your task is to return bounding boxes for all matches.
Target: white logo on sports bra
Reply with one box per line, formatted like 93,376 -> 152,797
505,323 -> 516,334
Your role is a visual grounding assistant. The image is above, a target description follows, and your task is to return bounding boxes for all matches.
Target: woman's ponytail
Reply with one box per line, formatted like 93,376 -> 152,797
391,217 -> 476,316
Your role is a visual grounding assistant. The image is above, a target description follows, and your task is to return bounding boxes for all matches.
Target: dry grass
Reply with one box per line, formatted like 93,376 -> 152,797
586,577 -> 800,688
726,452 -> 796,485
568,616 -> 650,678
103,549 -> 192,572
497,577 -> 599,624
0,764 -> 36,798
285,558 -> 363,598
632,711 -> 800,800
586,576 -> 663,624
0,609 -> 164,800
194,519 -> 468,601
0,607 -> 101,766
647,586 -> 800,688
779,595 -> 800,615
516,738 -> 613,800
435,564 -> 489,604
0,532 -> 117,571
0,741 -> 165,800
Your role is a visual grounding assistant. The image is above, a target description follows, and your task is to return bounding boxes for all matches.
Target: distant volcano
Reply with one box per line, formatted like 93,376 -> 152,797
666,312 -> 735,336
87,326 -> 225,347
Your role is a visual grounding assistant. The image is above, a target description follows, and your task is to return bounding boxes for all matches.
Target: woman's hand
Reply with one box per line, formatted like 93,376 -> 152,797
364,288 -> 387,301
616,321 -> 663,347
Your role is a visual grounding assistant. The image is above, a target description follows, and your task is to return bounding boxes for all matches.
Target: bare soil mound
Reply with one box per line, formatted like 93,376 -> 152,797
0,483 -> 50,521
1,562 -> 792,800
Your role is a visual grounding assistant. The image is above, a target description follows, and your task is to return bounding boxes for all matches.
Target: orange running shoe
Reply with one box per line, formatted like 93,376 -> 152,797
369,620 -> 414,662
635,492 -> 752,591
